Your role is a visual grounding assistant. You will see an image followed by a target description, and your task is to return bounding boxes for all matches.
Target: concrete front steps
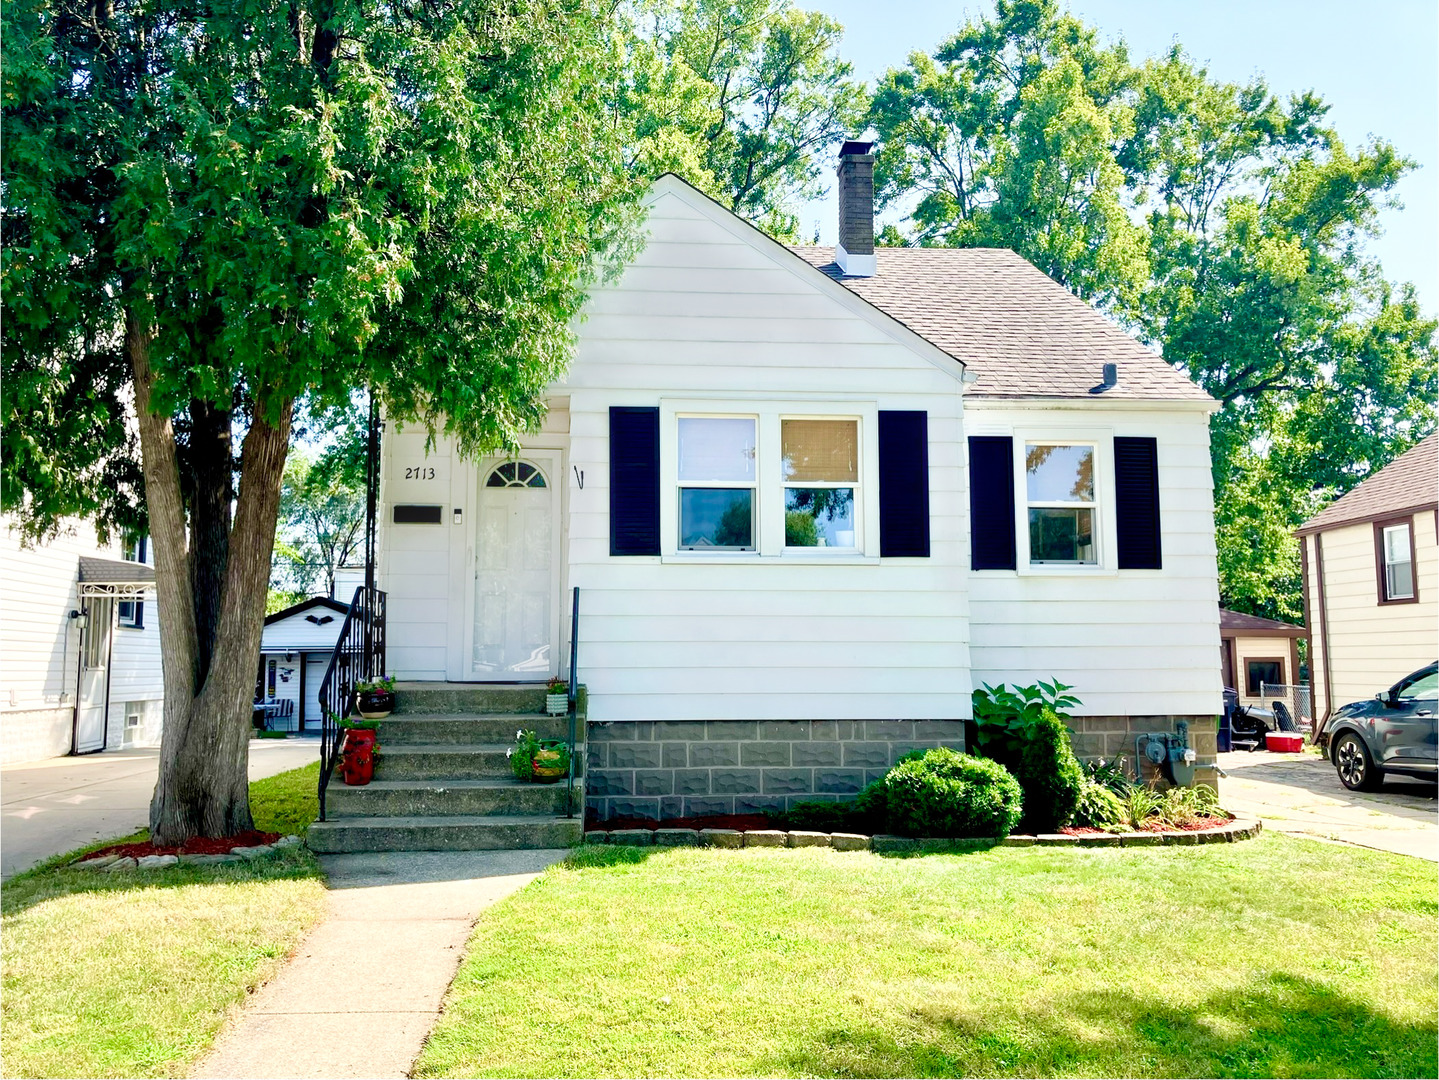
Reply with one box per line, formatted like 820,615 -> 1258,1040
307,683 -> 584,854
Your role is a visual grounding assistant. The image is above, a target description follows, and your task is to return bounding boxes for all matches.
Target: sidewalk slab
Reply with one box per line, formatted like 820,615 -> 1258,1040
195,848 -> 569,1079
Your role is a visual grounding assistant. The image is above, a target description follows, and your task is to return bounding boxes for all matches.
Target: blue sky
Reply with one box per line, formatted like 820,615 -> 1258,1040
798,0 -> 1437,313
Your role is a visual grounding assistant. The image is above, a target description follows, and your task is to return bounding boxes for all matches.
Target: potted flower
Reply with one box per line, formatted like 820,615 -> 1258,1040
355,676 -> 396,719
509,728 -> 571,784
545,677 -> 568,717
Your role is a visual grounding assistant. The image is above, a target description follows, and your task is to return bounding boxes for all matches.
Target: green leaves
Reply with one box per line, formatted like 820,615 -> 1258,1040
868,0 -> 1436,618
4,0 -> 640,533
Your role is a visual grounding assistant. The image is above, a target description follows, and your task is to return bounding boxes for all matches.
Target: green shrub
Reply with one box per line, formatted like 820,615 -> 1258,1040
771,782 -> 888,834
1011,709 -> 1085,832
1073,780 -> 1126,830
971,679 -> 1081,760
879,748 -> 1022,839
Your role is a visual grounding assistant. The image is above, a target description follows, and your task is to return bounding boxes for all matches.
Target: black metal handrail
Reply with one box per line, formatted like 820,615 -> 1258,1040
566,587 -> 580,818
318,585 -> 387,821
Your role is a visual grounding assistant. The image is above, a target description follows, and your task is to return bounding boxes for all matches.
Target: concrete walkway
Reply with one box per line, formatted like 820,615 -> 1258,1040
1220,750 -> 1438,861
195,848 -> 569,1079
1,739 -> 320,878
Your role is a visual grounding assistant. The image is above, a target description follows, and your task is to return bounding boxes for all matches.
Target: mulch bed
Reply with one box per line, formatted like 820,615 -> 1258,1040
589,813 -> 774,833
85,830 -> 282,860
1059,815 -> 1232,837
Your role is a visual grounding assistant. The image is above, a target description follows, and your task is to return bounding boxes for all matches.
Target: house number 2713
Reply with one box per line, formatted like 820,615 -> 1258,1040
404,466 -> 437,480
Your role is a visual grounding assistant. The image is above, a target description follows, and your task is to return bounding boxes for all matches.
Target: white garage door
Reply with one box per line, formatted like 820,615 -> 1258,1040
304,655 -> 328,729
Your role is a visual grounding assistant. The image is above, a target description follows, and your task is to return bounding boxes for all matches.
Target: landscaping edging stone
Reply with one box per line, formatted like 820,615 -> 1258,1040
583,818 -> 1262,852
73,835 -> 303,870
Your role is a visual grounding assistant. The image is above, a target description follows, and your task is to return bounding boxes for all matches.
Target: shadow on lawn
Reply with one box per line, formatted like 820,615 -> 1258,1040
768,972 -> 1438,1079
0,847 -> 323,919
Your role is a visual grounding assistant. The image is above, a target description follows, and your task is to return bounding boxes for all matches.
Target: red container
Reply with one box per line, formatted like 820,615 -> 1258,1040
1265,731 -> 1304,753
340,729 -> 376,785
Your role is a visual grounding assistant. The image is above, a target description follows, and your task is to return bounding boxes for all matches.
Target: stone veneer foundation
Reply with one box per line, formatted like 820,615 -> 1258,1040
585,719 -> 965,822
583,714 -> 1220,821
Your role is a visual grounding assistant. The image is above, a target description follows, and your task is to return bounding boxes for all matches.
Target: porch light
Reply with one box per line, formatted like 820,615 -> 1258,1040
69,610 -> 89,631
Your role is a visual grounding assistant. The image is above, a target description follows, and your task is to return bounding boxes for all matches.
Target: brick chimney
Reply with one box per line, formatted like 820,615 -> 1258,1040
835,135 -> 876,277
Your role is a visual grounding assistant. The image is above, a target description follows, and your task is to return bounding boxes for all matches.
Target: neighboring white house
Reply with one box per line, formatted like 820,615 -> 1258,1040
257,597 -> 350,732
374,147 -> 1224,818
0,518 -> 162,765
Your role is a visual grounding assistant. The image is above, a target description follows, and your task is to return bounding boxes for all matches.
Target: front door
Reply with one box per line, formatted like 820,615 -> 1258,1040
76,598 -> 112,752
471,455 -> 560,679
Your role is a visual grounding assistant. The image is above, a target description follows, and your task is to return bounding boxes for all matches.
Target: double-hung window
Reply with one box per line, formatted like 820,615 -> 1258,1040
677,417 -> 757,550
118,535 -> 147,628
1377,519 -> 1416,603
1025,443 -> 1096,564
782,419 -> 858,549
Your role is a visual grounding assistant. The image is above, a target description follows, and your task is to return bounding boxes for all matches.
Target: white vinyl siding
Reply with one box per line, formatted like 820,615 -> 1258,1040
966,402 -> 1223,719
558,187 -> 969,722
1,517 -> 164,763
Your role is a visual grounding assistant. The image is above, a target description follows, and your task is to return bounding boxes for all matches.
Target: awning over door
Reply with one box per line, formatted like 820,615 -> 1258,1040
77,557 -> 156,599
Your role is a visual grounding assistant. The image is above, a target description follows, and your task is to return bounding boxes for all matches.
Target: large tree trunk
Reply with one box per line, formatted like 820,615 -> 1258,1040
131,314 -> 295,844
188,397 -> 233,684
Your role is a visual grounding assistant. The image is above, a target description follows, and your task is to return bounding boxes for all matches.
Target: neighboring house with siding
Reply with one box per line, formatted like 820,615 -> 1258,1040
1219,608 -> 1308,720
256,597 -> 349,732
374,148 -> 1224,821
1299,433 -> 1439,724
0,519 -> 162,765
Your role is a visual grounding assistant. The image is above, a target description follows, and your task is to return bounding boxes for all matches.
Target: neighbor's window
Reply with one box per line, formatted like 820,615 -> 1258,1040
1026,443 -> 1096,564
782,419 -> 858,549
677,417 -> 756,550
118,535 -> 146,628
1246,658 -> 1284,697
1378,521 -> 1415,602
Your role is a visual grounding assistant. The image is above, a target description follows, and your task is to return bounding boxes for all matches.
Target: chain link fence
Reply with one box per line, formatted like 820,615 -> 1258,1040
1258,682 -> 1313,732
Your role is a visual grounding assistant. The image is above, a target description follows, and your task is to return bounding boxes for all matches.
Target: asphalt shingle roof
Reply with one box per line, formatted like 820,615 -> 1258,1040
1219,608 -> 1306,636
788,246 -> 1211,402
1298,433 -> 1439,535
77,556 -> 155,585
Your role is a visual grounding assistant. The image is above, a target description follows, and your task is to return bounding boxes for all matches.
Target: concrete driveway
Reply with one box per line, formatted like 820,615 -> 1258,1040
1,739 -> 319,879
1220,749 -> 1437,861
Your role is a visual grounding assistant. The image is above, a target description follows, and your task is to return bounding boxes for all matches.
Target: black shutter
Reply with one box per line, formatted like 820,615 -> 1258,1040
1115,436 -> 1162,569
878,411 -> 931,557
610,406 -> 660,556
969,436 -> 1016,570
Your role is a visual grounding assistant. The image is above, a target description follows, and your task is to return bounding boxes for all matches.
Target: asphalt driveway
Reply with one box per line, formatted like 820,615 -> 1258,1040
1,739 -> 319,879
1220,749 -> 1437,861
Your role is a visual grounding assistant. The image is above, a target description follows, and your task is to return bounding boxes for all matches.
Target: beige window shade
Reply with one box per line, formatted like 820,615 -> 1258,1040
782,419 -> 858,482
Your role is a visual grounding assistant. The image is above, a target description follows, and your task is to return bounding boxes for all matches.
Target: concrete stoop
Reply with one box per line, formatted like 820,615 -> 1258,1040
307,684 -> 584,854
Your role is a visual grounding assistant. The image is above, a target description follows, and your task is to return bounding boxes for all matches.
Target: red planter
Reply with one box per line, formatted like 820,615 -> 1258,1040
1265,731 -> 1304,753
340,729 -> 376,785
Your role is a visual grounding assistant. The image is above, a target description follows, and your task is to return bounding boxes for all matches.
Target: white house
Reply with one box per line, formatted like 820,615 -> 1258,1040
373,146 -> 1224,820
0,519 -> 162,765
257,597 -> 350,732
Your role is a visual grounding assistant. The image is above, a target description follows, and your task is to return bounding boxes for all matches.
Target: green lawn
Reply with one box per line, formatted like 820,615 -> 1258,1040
1,764 -> 327,1079
415,835 -> 1437,1079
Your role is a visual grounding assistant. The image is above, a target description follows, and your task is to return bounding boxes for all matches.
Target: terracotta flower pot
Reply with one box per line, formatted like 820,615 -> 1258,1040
357,689 -> 395,719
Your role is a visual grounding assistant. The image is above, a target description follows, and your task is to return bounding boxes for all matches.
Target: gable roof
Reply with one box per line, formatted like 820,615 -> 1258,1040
1297,434 -> 1439,535
644,175 -> 966,382
789,246 -> 1212,404
1219,608 -> 1305,637
263,596 -> 349,626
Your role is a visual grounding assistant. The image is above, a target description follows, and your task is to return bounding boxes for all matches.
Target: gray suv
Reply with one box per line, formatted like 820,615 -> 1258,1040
1320,663 -> 1438,791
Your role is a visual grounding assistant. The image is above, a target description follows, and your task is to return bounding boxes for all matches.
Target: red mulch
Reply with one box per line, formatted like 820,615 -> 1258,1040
84,830 -> 282,860
589,813 -> 773,833
1055,815 -> 1232,836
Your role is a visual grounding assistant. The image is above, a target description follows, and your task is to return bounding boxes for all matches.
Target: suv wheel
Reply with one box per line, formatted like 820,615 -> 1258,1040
1334,733 -> 1383,792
